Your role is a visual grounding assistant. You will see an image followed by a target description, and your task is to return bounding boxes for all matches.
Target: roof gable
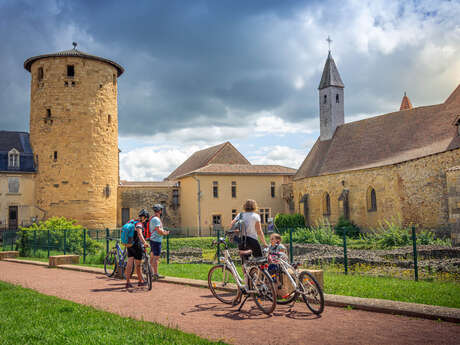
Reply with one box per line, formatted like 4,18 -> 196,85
295,86 -> 460,180
166,142 -> 250,180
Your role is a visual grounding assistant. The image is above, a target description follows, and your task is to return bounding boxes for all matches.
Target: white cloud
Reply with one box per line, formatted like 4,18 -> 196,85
248,145 -> 306,169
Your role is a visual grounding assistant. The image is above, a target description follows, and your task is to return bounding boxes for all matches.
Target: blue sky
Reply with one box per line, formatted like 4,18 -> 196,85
1,0 -> 459,180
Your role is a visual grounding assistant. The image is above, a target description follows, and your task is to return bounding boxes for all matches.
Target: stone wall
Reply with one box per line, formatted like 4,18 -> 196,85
447,167 -> 460,245
117,185 -> 180,228
28,56 -> 120,229
293,149 -> 460,230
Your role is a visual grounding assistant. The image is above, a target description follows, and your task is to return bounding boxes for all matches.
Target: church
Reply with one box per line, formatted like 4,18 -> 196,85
293,50 -> 460,241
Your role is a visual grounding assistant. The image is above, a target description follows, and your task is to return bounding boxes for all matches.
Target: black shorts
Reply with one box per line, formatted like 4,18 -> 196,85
127,244 -> 143,260
238,236 -> 262,258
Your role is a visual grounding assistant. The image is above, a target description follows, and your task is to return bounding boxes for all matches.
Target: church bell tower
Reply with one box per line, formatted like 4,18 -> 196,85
318,43 -> 344,141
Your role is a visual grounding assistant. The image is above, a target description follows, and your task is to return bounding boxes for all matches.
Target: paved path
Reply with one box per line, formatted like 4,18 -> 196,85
0,261 -> 458,345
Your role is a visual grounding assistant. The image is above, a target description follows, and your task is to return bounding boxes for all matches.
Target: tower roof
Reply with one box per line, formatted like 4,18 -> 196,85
318,51 -> 344,90
24,46 -> 124,76
400,92 -> 413,110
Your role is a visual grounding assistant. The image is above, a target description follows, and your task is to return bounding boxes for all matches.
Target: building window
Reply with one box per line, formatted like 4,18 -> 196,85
8,177 -> 19,194
259,208 -> 270,224
323,94 -> 327,104
108,114 -> 111,124
231,181 -> 236,198
172,189 -> 180,208
53,151 -> 58,161
8,149 -> 20,169
231,209 -> 237,220
323,192 -> 331,216
367,187 -> 377,212
67,65 -> 75,77
270,182 -> 275,198
213,181 -> 218,198
336,94 -> 340,103
38,67 -> 44,81
212,215 -> 222,226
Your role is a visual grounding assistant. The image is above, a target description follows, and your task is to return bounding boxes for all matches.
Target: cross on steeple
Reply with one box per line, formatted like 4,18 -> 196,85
326,36 -> 332,52
72,42 -> 77,49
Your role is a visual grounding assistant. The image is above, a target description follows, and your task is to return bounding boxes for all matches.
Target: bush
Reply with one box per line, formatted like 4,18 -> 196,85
334,216 -> 361,238
287,218 -> 341,246
17,217 -> 103,257
274,213 -> 305,234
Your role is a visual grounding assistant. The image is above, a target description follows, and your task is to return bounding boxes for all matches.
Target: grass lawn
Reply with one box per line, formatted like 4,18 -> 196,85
0,281 -> 227,345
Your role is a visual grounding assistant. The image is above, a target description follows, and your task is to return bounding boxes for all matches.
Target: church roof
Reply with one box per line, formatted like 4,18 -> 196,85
166,142 -> 250,180
24,47 -> 124,76
294,84 -> 460,180
400,92 -> 413,110
176,164 -> 296,178
318,52 -> 344,90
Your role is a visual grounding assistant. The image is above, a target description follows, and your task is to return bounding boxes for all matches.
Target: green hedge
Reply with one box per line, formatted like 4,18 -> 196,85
274,213 -> 305,234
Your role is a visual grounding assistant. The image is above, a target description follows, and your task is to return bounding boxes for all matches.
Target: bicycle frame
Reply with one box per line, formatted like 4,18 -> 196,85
220,246 -> 246,290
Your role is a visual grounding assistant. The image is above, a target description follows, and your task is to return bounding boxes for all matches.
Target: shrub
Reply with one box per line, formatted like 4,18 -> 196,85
274,213 -> 305,234
334,216 -> 361,238
288,218 -> 341,246
17,217 -> 103,257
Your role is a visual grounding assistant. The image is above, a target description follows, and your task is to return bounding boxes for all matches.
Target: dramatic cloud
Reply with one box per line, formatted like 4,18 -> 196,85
1,0 -> 459,180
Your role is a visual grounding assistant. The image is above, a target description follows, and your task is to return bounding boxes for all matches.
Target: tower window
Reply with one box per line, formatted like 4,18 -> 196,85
38,67 -> 44,81
67,65 -> 75,77
336,94 -> 340,103
270,182 -> 275,198
46,109 -> 51,118
53,151 -> 58,162
231,181 -> 236,198
64,81 -> 68,87
71,81 -> 75,87
113,74 -> 116,86
213,181 -> 218,198
108,114 -> 112,124
323,94 -> 327,104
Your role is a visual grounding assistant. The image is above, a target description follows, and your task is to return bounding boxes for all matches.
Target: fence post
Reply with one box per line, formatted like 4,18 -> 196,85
96,230 -> 99,242
289,228 -> 293,264
47,230 -> 50,258
216,229 -> 220,264
106,228 -> 110,254
11,231 -> 14,250
33,230 -> 37,256
63,229 -> 67,255
343,228 -> 348,275
166,233 -> 170,264
412,225 -> 418,281
83,229 -> 87,264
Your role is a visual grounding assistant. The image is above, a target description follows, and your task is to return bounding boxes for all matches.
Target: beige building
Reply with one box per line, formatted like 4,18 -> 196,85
293,52 -> 460,238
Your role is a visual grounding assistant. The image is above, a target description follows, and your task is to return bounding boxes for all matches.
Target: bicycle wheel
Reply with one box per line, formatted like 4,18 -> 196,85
208,265 -> 240,304
298,271 -> 324,315
141,257 -> 153,291
249,267 -> 277,314
104,250 -> 117,277
276,271 -> 296,305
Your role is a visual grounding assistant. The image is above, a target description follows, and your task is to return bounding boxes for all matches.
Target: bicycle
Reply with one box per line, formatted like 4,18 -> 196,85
104,238 -> 130,278
208,231 -> 277,315
139,245 -> 153,290
267,249 -> 324,315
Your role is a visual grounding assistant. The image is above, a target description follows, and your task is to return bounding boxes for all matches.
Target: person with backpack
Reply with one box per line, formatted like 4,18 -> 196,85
230,199 -> 268,260
124,209 -> 150,289
149,204 -> 170,280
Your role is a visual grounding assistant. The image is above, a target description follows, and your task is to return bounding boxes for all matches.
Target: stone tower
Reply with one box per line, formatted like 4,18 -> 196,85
24,45 -> 124,229
318,51 -> 344,141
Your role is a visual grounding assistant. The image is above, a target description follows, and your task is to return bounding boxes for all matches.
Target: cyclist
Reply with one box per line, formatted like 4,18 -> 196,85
230,199 -> 268,259
125,209 -> 150,289
149,204 -> 170,280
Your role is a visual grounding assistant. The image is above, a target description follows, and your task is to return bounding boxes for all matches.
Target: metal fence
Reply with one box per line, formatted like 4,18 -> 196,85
2,226 -> 451,282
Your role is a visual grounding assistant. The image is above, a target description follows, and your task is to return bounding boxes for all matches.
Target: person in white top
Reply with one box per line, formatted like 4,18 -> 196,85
230,199 -> 268,258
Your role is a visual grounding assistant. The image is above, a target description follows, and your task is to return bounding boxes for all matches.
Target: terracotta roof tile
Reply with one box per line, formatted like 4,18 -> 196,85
166,142 -> 250,180
177,164 -> 296,178
295,85 -> 460,180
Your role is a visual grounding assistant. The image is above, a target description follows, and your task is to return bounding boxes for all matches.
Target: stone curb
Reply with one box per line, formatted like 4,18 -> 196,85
3,258 -> 460,323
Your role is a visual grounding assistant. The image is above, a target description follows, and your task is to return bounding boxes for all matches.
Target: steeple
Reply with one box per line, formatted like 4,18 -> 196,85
399,92 -> 413,111
318,51 -> 344,90
318,46 -> 345,141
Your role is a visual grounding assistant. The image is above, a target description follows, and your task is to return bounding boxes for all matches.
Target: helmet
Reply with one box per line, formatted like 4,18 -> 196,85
152,204 -> 164,212
138,209 -> 149,218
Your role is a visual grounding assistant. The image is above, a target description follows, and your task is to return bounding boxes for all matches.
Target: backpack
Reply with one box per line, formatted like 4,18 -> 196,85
143,216 -> 153,240
121,219 -> 137,247
230,212 -> 246,245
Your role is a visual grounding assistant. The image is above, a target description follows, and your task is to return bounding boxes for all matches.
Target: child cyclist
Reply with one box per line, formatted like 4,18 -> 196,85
268,233 -> 286,277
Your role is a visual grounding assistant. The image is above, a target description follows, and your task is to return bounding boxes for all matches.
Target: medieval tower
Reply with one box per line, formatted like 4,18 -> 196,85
24,44 -> 124,229
318,51 -> 344,141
